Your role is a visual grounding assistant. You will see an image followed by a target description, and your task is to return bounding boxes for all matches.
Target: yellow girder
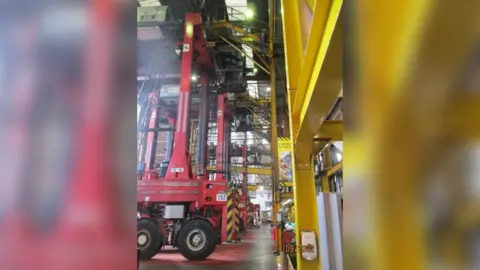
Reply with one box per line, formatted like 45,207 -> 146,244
212,21 -> 261,42
280,192 -> 294,200
207,166 -> 272,175
314,120 -> 343,141
326,161 -> 342,177
347,0 -> 480,269
281,0 -> 343,269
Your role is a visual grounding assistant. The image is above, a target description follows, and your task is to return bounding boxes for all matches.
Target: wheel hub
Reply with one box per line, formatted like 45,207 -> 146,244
186,229 -> 206,251
138,234 -> 148,245
137,230 -> 151,250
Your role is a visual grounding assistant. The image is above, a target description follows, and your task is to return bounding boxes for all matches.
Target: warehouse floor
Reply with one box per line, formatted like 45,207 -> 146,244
140,225 -> 279,270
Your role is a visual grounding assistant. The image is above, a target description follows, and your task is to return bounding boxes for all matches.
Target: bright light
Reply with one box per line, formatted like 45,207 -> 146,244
191,75 -> 197,81
282,199 -> 292,206
246,9 -> 254,19
185,23 -> 194,37
336,152 -> 342,162
137,105 -> 140,122
253,67 -> 258,73
266,87 -> 271,92
258,185 -> 264,190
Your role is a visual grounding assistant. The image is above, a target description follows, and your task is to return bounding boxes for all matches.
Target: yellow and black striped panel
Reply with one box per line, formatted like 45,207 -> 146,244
226,189 -> 234,242
279,181 -> 293,187
234,191 -> 240,241
279,186 -> 293,193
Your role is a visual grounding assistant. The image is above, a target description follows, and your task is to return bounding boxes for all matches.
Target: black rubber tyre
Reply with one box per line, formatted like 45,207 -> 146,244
177,219 -> 217,260
137,219 -> 162,260
216,218 -> 223,244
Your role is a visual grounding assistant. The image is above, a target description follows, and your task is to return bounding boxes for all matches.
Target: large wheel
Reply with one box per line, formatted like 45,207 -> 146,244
137,219 -> 162,260
216,218 -> 223,244
177,219 -> 217,260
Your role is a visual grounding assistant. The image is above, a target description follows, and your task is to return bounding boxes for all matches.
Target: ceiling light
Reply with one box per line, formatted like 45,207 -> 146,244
246,9 -> 254,19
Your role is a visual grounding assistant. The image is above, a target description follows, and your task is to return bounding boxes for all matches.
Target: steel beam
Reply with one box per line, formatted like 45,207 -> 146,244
268,0 -> 283,255
295,5 -> 342,164
215,94 -> 228,180
207,166 -> 272,175
144,106 -> 159,171
195,75 -> 209,174
281,1 -> 342,269
443,94 -> 480,140
291,0 -> 342,132
326,161 -> 342,178
280,192 -> 294,199
218,36 -> 270,75
164,14 -> 199,179
314,120 -> 343,141
212,21 -> 261,42
279,182 -> 294,187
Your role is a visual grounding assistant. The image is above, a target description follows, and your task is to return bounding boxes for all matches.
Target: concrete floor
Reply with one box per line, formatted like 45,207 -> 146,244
140,224 -> 279,270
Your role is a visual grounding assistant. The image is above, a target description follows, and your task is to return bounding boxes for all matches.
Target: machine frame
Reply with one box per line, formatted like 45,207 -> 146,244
136,13 -> 231,261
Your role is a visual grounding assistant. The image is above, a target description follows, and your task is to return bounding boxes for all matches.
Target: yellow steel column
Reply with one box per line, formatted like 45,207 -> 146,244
269,0 -> 281,254
281,0 -> 342,269
280,0 -> 306,266
354,0 -> 433,266
282,2 -> 311,268
350,0 -> 480,269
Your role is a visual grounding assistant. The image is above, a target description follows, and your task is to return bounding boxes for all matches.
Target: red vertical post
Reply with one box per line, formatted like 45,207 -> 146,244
215,94 -> 227,180
242,144 -> 247,195
195,74 -> 209,179
165,13 -> 201,180
242,144 -> 248,230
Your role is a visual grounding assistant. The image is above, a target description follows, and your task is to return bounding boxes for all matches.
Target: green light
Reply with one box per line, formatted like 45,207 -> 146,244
246,9 -> 254,19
